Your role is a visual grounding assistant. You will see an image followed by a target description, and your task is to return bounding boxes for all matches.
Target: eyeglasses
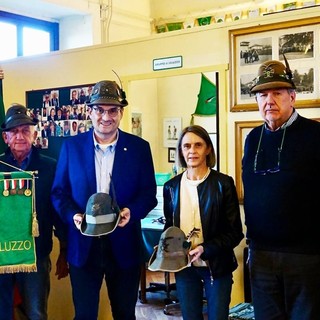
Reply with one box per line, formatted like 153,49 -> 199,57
92,106 -> 121,117
253,126 -> 286,175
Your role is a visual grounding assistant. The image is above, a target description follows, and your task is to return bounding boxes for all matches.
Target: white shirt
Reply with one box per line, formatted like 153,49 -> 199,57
94,132 -> 118,193
180,168 -> 210,266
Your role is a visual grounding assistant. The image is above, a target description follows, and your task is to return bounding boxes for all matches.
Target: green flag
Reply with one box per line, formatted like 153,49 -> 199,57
0,78 -> 6,154
192,73 -> 216,119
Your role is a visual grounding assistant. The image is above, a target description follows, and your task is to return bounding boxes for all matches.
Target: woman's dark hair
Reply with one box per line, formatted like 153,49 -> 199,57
176,125 -> 216,168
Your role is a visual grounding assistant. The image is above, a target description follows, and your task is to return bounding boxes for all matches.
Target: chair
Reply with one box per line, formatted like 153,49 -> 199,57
139,264 -> 177,305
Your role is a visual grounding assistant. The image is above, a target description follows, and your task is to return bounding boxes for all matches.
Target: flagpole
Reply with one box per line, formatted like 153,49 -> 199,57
0,68 -> 7,154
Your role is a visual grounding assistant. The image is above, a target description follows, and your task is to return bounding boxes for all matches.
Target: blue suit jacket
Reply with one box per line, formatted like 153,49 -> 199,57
51,129 -> 157,268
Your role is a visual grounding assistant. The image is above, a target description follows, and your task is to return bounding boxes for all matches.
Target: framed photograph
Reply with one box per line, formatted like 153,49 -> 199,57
163,117 -> 182,147
229,17 -> 320,111
168,148 -> 176,163
235,120 -> 263,203
131,112 -> 142,137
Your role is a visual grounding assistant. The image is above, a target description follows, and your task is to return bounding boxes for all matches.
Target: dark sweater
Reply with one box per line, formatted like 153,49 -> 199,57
242,115 -> 320,254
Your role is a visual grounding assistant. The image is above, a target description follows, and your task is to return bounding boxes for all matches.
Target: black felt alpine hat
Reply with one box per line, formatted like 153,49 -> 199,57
1,104 -> 38,131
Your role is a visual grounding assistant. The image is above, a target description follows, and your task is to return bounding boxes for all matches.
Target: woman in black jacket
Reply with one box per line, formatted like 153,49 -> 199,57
163,125 -> 243,320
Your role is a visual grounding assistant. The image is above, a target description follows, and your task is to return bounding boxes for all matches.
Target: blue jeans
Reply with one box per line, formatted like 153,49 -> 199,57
175,266 -> 232,320
0,255 -> 51,320
69,236 -> 140,320
249,249 -> 320,320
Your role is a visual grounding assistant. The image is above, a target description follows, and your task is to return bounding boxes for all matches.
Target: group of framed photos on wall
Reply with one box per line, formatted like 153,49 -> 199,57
230,17 -> 320,201
230,16 -> 320,111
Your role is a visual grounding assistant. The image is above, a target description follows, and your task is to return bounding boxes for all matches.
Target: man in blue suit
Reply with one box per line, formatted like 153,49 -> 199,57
51,80 -> 157,320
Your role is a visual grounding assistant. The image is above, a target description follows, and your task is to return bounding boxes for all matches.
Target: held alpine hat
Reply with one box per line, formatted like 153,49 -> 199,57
86,80 -> 128,107
250,57 -> 296,93
1,104 -> 39,131
80,192 -> 120,237
148,226 -> 191,273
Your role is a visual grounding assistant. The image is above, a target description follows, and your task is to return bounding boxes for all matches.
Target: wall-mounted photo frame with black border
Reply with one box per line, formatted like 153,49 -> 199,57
168,148 -> 176,163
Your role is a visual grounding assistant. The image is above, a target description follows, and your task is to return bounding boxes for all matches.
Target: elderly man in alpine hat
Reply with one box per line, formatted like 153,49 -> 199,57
0,103 -> 68,320
242,57 -> 320,320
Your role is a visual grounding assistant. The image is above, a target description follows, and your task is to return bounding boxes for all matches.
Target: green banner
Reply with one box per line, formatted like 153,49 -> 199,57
0,171 -> 37,273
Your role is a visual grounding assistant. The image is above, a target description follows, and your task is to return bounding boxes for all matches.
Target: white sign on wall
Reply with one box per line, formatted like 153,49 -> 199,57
153,56 -> 183,71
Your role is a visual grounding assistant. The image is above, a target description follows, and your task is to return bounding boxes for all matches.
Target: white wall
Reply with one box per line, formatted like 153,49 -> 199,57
60,15 -> 95,49
61,0 -> 153,47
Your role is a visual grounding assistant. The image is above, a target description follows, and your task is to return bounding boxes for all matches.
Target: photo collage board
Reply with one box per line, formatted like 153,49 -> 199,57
26,83 -> 94,152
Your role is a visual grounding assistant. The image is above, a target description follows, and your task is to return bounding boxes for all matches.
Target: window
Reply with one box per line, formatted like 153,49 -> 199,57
23,27 -> 50,56
0,11 -> 59,60
0,21 -> 17,60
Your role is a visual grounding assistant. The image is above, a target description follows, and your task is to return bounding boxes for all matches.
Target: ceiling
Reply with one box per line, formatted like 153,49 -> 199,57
0,0 -> 263,21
